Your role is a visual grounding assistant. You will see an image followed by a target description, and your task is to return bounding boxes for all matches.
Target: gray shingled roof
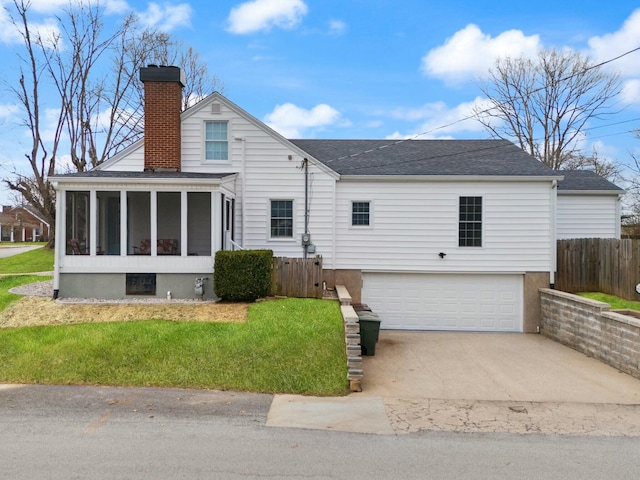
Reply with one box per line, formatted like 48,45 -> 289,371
290,139 -> 558,177
556,169 -> 624,192
51,171 -> 235,180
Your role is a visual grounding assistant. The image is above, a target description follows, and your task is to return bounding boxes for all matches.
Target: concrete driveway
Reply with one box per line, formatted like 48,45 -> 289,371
359,331 -> 640,404
269,331 -> 640,436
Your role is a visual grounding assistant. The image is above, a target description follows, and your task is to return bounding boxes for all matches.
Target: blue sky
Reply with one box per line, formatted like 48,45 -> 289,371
1,0 -> 640,206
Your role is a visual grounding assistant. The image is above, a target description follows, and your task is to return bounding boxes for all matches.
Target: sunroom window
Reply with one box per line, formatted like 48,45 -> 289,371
65,191 -> 90,255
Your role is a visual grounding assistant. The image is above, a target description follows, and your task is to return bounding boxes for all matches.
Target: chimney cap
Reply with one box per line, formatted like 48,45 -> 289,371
140,65 -> 186,87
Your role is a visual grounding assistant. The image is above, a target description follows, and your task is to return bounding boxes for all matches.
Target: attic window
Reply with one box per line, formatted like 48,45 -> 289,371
205,121 -> 228,160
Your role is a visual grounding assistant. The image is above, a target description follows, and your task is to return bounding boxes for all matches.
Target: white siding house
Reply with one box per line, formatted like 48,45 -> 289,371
50,66 -> 622,333
556,170 -> 624,240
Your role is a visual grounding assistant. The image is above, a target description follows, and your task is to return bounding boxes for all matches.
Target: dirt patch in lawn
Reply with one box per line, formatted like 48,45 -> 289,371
0,297 -> 249,328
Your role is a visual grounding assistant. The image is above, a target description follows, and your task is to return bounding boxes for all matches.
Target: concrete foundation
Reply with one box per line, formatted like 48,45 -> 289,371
59,273 -> 217,300
523,272 -> 550,333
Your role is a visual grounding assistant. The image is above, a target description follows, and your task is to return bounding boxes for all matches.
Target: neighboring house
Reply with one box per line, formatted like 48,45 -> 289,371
0,205 -> 50,242
50,65 -> 618,333
555,169 -> 624,240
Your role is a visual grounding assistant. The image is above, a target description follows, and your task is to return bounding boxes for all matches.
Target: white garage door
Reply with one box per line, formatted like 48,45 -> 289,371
362,273 -> 523,332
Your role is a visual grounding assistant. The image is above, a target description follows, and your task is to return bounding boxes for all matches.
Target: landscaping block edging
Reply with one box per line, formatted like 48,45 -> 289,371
336,285 -> 363,392
539,288 -> 640,380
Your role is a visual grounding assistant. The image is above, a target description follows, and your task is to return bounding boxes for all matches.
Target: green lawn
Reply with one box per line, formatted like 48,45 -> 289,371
0,275 -> 51,311
0,293 -> 349,395
0,247 -> 54,273
578,292 -> 640,311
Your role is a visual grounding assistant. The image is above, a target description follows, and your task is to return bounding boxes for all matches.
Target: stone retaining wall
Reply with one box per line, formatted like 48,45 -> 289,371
540,288 -> 640,380
335,285 -> 363,392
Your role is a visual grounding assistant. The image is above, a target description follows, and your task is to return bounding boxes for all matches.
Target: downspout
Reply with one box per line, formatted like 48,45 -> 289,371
550,179 -> 558,287
304,157 -> 309,259
235,137 -> 246,248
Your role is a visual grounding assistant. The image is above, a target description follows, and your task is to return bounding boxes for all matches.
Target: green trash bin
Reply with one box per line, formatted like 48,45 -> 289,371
357,311 -> 381,356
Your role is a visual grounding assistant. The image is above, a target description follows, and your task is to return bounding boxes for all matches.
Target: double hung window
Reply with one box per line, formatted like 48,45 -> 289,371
205,121 -> 228,160
459,196 -> 482,247
351,201 -> 370,226
270,200 -> 293,238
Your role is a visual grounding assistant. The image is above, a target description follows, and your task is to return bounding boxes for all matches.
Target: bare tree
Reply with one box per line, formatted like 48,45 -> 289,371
563,148 -> 621,181
3,0 -> 222,244
475,49 -> 621,170
4,0 -> 60,237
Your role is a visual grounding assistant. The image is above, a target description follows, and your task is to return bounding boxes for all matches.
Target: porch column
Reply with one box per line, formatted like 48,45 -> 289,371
120,190 -> 127,256
212,191 -> 221,254
21,227 -> 25,242
150,191 -> 158,256
89,190 -> 97,255
181,190 -> 188,257
53,188 -> 65,293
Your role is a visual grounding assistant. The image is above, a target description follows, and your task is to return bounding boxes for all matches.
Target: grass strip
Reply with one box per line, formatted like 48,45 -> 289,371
0,297 -> 349,396
0,247 -> 54,274
578,292 -> 640,311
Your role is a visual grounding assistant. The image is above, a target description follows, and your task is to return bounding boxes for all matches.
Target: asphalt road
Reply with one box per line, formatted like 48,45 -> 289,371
1,385 -> 639,480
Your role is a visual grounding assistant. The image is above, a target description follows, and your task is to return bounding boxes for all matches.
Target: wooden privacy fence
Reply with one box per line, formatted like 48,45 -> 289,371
556,238 -> 640,300
272,256 -> 323,299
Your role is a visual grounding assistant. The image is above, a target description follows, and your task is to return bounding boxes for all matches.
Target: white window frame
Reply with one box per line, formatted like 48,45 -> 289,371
458,196 -> 483,248
350,200 -> 373,228
268,199 -> 295,241
204,120 -> 229,162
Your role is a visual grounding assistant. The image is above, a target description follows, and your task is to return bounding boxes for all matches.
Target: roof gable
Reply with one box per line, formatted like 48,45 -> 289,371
98,92 -> 338,179
289,139 -> 558,177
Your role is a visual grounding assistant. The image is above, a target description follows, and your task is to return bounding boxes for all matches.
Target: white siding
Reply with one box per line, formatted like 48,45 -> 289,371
175,98 -> 337,263
102,143 -> 145,171
335,180 -> 553,273
557,194 -> 620,239
100,97 -> 338,264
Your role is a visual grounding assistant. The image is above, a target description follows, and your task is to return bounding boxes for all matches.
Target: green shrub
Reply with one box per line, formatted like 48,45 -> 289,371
214,250 -> 273,301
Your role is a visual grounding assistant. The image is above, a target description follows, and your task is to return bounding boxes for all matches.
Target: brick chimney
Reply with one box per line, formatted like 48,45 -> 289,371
139,65 -> 186,172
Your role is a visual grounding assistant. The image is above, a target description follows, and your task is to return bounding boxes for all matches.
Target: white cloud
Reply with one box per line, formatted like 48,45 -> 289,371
0,104 -> 19,118
264,102 -> 340,137
104,0 -> 131,15
421,24 -> 541,83
40,108 -> 66,143
0,0 -> 128,46
328,19 -> 346,36
0,4 -> 61,46
227,0 -> 308,34
139,2 -> 191,31
621,79 -> 640,105
17,0 -> 70,12
389,97 -> 493,139
0,7 -> 21,44
588,8 -> 640,77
